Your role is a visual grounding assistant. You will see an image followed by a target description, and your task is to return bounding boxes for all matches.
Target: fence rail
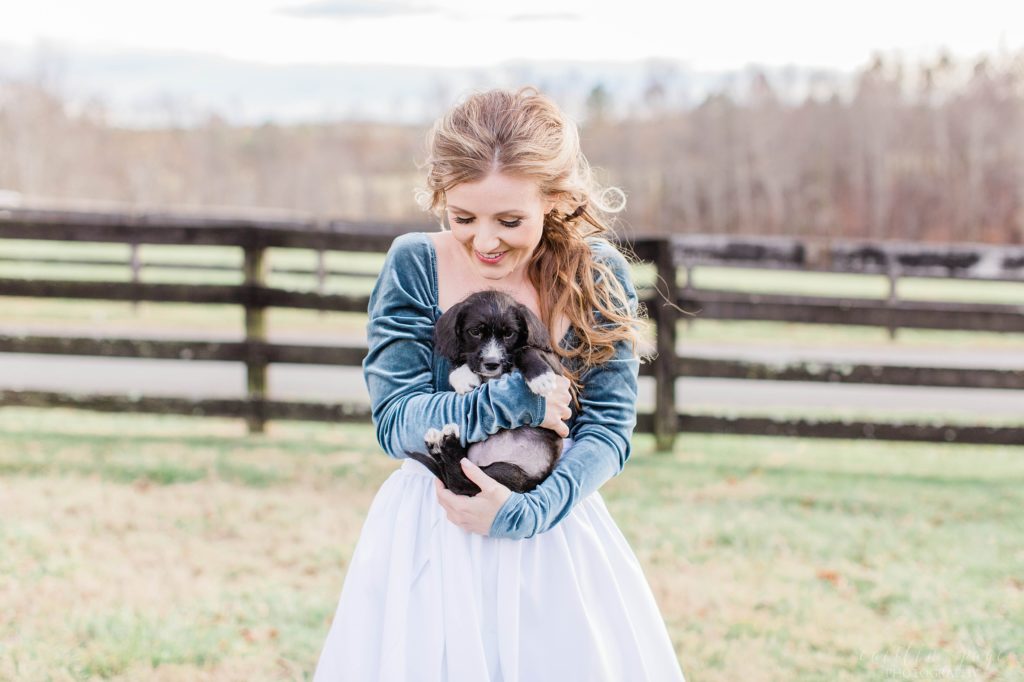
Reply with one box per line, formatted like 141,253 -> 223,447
2,207 -> 1022,448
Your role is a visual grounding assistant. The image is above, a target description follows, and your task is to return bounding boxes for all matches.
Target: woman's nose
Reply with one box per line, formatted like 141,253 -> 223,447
473,227 -> 502,253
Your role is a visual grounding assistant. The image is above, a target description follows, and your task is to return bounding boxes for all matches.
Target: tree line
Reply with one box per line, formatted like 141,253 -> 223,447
1,50 -> 1021,244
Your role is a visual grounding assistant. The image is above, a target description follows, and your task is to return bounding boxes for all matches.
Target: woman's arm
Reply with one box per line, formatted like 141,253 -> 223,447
488,246 -> 641,539
364,233 -> 547,459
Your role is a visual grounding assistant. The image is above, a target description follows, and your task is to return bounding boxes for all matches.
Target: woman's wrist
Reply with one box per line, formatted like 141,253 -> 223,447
487,490 -> 532,539
476,369 -> 547,430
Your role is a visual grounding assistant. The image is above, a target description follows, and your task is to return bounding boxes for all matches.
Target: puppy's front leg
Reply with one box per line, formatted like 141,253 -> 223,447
404,428 -> 446,480
449,363 -> 481,394
432,423 -> 481,496
517,347 -> 560,396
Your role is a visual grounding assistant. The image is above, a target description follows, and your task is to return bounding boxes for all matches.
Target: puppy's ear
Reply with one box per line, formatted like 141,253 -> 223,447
434,301 -> 466,361
515,303 -> 553,351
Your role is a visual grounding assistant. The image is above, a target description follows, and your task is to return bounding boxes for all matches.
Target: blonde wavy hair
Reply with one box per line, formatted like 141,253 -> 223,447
414,85 -> 647,396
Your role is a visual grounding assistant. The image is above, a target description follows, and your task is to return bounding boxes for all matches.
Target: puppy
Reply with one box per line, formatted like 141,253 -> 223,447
405,290 -> 567,496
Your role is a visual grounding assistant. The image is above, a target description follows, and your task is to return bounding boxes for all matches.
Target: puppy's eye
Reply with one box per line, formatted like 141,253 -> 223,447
503,330 -> 516,340
468,327 -> 482,338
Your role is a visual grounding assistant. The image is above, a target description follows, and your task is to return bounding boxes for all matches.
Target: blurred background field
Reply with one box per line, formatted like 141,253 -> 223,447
1,407 -> 1022,681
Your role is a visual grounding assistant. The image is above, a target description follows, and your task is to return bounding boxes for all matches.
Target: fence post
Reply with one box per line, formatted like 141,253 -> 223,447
129,242 -> 141,314
244,244 -> 268,434
315,248 -> 327,318
682,261 -> 694,332
653,237 -> 678,452
886,265 -> 900,340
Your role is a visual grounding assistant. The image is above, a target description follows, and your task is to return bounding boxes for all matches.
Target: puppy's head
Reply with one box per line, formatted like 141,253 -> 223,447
434,290 -> 551,379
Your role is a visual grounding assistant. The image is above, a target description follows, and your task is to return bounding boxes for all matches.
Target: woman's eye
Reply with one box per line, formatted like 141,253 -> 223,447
451,215 -> 522,228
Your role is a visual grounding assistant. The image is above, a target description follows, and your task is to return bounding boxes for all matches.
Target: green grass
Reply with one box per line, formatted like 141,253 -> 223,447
0,240 -> 383,292
686,265 -> 1024,305
676,318 -> 1024,349
677,403 -> 1024,428
1,239 -> 1022,678
0,407 -> 1021,681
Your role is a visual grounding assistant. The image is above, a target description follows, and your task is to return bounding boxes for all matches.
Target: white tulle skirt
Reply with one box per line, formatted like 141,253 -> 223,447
312,440 -> 686,682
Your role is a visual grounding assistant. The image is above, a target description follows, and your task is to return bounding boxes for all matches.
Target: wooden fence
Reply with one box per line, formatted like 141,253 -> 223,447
1,208 -> 1022,448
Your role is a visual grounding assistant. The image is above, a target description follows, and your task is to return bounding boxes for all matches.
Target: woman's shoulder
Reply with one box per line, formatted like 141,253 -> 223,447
584,237 -> 634,286
385,231 -> 433,259
373,232 -> 438,304
585,235 -> 632,267
381,231 -> 435,276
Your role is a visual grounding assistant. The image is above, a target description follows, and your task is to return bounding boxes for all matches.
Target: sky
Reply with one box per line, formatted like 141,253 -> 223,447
2,0 -> 1022,72
1,0 -> 1021,126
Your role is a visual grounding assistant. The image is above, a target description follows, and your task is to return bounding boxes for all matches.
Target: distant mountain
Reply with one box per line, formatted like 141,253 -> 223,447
0,42 -> 850,128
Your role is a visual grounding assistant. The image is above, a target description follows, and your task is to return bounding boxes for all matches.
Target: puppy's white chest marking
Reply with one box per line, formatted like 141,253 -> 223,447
449,363 -> 481,394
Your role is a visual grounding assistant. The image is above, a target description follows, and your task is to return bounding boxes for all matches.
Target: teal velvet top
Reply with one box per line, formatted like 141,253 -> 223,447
362,231 -> 640,539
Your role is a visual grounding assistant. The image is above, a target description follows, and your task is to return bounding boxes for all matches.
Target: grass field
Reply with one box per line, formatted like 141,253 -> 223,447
1,239 -> 1022,679
1,408 -> 1022,681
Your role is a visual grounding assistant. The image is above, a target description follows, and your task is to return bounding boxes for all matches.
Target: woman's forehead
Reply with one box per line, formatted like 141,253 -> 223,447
446,172 -> 543,212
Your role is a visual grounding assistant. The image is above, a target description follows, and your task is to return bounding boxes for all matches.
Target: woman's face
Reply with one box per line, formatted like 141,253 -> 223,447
444,171 -> 555,283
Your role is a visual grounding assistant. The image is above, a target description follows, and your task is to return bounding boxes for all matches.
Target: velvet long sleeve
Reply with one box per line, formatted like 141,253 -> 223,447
488,245 -> 641,539
363,232 -> 547,459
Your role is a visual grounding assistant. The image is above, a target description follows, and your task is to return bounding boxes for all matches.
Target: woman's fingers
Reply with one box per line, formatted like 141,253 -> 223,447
434,464 -> 511,534
435,480 -> 466,522
536,374 -> 574,436
460,458 -> 497,493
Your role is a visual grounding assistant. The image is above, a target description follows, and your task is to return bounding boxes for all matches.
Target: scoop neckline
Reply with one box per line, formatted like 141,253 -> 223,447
419,231 -> 574,349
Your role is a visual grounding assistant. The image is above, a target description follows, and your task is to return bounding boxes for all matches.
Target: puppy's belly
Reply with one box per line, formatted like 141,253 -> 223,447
467,428 -> 559,479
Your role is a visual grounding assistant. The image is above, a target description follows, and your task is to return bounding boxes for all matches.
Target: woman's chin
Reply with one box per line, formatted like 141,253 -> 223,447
472,258 -> 518,279
475,267 -> 508,280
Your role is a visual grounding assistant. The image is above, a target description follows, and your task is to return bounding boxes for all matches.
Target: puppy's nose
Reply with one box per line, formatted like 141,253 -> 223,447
483,361 -> 500,372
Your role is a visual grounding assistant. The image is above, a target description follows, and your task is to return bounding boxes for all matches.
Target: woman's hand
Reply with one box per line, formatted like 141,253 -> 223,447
434,459 -> 512,535
539,374 -> 572,438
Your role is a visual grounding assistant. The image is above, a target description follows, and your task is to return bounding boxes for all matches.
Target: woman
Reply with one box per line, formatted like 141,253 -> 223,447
313,86 -> 686,681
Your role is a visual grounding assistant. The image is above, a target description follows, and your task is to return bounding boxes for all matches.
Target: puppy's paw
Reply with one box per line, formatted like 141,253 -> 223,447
527,371 -> 559,396
449,364 -> 481,394
436,423 -> 463,464
424,428 -> 444,449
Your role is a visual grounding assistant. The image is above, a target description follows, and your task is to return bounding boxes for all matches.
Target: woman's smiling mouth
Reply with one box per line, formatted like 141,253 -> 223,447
475,250 -> 507,264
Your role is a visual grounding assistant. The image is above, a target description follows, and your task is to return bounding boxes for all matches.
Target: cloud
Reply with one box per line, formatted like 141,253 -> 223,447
280,0 -> 441,19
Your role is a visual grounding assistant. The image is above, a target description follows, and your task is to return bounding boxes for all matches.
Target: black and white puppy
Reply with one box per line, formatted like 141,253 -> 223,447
405,290 -> 567,496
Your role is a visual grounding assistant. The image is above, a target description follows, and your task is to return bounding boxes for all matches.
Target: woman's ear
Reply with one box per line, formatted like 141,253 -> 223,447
516,304 -> 552,351
434,301 -> 466,361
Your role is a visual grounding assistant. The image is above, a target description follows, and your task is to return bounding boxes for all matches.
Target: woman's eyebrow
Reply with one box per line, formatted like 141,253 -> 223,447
447,205 -> 525,216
